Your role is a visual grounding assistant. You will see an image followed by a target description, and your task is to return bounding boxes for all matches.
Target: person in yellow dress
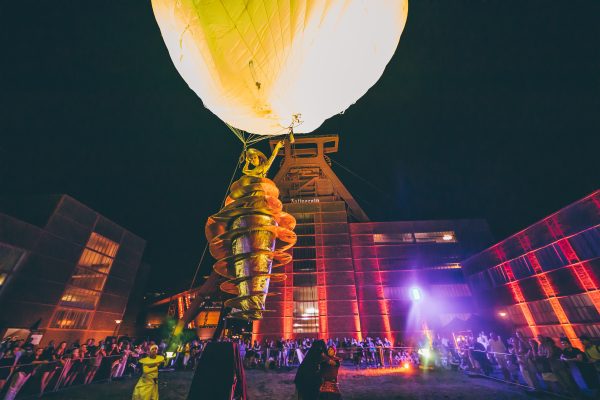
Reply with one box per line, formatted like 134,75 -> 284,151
132,345 -> 164,400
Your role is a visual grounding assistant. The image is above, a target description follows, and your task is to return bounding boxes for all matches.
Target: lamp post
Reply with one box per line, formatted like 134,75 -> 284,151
113,319 -> 122,337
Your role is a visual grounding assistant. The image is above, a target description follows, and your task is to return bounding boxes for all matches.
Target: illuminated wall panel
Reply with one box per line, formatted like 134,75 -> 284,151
464,190 -> 600,345
325,286 -> 357,300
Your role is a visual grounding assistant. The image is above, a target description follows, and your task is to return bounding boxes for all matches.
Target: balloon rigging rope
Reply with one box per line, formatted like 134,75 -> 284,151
328,156 -> 388,197
187,120 -> 290,293
187,147 -> 246,293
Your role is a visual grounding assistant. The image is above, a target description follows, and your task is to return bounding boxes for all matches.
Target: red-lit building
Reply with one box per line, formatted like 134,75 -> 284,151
463,190 -> 600,348
253,135 -> 492,342
0,195 -> 147,345
154,135 -> 493,343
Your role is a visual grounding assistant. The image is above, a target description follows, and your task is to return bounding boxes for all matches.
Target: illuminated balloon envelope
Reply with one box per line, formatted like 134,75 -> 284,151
152,0 -> 408,135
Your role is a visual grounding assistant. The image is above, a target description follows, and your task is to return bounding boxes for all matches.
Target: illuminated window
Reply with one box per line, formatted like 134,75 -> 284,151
50,309 -> 92,329
86,233 -> 119,257
373,233 -> 414,244
195,310 -> 220,327
52,233 -> 119,329
68,266 -> 108,291
414,231 -> 457,243
0,244 -> 25,288
59,286 -> 100,310
293,286 -> 319,333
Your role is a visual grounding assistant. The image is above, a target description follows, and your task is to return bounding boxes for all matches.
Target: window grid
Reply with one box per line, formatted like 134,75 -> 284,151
51,233 -> 120,329
50,309 -> 92,329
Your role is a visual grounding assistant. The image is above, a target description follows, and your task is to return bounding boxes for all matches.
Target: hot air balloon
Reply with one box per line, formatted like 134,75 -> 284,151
152,0 -> 408,135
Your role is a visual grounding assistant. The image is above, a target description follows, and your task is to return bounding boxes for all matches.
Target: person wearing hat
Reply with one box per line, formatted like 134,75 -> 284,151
132,345 -> 164,400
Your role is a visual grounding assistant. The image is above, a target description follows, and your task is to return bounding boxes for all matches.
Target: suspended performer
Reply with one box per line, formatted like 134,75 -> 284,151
242,140 -> 284,178
132,345 -> 164,400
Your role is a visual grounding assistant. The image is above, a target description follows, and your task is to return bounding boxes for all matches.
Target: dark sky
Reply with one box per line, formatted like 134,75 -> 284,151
1,1 -> 598,293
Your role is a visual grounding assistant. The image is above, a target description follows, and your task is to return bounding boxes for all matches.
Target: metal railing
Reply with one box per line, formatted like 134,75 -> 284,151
241,345 -> 419,369
462,347 -> 599,398
3,344 -> 596,399
0,354 -> 137,399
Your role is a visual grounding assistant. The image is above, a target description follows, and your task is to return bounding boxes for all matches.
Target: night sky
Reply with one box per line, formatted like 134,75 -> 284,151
1,1 -> 598,293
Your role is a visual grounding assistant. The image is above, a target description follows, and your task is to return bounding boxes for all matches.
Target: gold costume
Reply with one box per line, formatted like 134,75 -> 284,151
242,141 -> 283,178
132,355 -> 164,400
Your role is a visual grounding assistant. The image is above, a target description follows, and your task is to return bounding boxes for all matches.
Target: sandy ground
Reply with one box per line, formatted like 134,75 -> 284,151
42,366 -> 560,400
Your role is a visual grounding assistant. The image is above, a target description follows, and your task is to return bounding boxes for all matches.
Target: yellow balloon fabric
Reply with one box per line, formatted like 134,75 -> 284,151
152,0 -> 408,135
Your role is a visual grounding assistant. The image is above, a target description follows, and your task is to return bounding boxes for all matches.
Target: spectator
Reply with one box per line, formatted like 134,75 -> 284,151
476,331 -> 489,349
0,347 -> 19,392
534,335 -> 558,391
3,347 -> 44,400
182,342 -> 191,369
488,332 -> 510,381
560,338 -> 585,362
65,347 -> 84,386
514,331 -> 541,389
469,336 -> 492,375
580,335 -> 600,373
84,341 -> 106,384
543,337 -> 579,395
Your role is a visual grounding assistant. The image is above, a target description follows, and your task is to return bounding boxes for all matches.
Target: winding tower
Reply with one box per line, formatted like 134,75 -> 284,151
253,135 -> 368,341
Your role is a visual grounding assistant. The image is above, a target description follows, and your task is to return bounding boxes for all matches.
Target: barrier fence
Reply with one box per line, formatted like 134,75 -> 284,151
1,345 -> 598,398
0,354 -> 135,399
242,346 -> 418,369
467,348 -> 599,396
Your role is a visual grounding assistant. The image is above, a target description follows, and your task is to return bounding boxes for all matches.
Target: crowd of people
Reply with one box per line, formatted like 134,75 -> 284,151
1,330 -> 600,398
449,331 -> 600,396
0,335 -> 172,399
238,337 -> 417,370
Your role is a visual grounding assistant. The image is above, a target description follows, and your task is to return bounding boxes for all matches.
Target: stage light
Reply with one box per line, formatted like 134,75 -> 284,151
114,319 -> 122,324
409,287 -> 422,302
498,311 -> 508,318
403,362 -> 410,369
165,351 -> 175,359
442,234 -> 454,241
417,348 -> 431,359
